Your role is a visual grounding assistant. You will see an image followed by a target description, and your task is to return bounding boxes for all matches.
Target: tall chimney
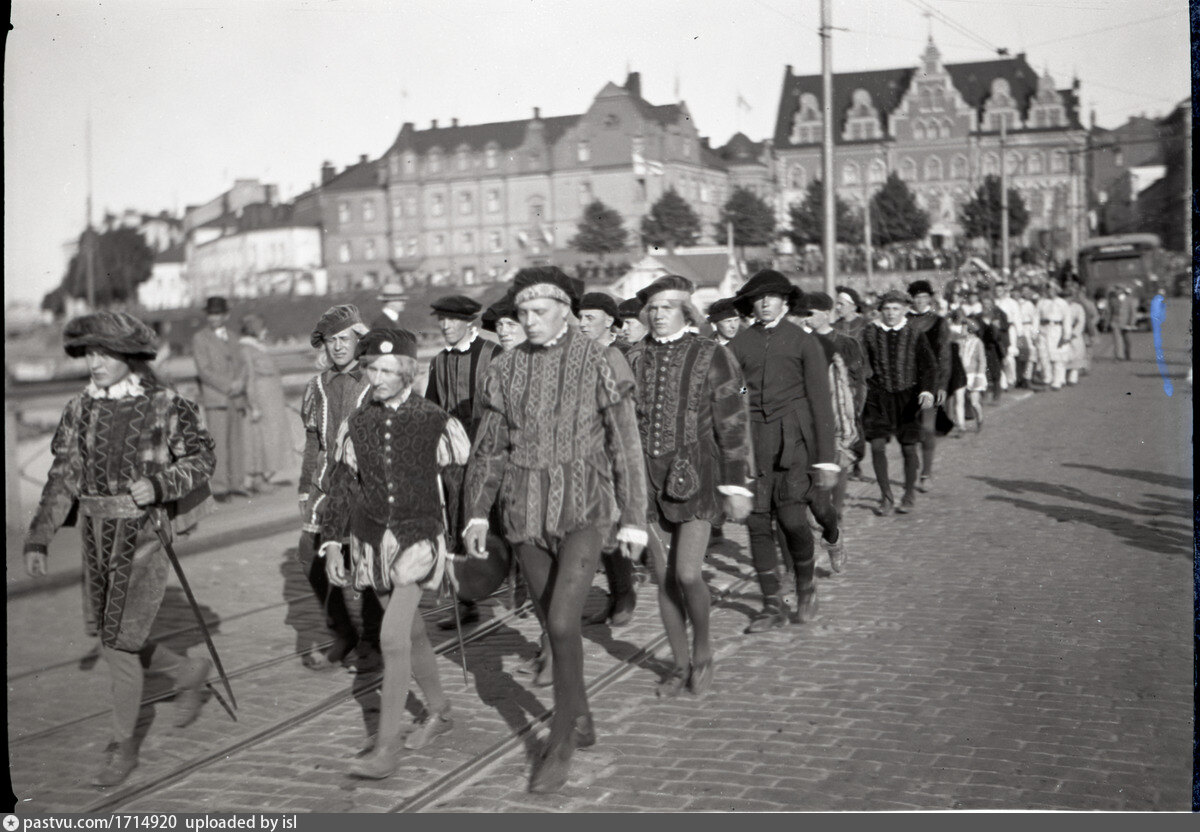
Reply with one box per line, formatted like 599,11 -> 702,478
533,107 -> 541,120
624,71 -> 641,98
431,119 -> 438,129
320,161 -> 335,185
359,154 -> 369,164
451,117 -> 459,127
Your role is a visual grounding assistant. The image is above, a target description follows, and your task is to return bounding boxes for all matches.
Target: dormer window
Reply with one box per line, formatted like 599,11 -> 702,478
485,145 -> 499,169
457,148 -> 471,171
789,93 -> 822,145
428,150 -> 443,174
983,78 -> 1023,132
578,141 -> 591,162
1028,71 -> 1067,129
403,153 -> 416,174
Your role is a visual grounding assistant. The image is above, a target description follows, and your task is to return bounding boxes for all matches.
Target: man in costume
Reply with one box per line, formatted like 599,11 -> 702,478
618,297 -> 648,346
425,294 -> 499,631
706,297 -> 742,346
576,291 -> 638,627
626,276 -> 752,697
25,312 -> 216,787
191,295 -> 248,501
298,304 -> 382,672
463,266 -> 647,793
728,270 -> 841,633
861,290 -> 938,515
905,280 -> 951,493
320,328 -> 471,778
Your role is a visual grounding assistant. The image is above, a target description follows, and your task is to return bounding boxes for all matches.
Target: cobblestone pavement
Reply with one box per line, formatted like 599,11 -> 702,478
6,306 -> 1192,813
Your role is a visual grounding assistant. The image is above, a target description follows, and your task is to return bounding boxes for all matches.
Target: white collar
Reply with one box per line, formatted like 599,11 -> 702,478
445,328 -> 478,353
651,326 -> 689,344
874,319 -> 907,333
239,335 -> 260,347
384,389 -> 413,410
85,374 -> 145,400
755,316 -> 785,330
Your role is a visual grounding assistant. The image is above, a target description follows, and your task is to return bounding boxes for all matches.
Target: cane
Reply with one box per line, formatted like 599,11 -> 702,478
438,473 -> 470,685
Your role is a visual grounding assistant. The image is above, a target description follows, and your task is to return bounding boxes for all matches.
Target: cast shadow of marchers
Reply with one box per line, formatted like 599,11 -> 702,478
970,475 -> 1135,516
1060,462 -> 1191,492
982,494 -> 1190,556
144,586 -> 219,694
278,545 -> 333,657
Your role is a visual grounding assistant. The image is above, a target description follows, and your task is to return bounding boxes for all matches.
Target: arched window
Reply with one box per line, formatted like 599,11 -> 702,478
1006,151 -> 1022,176
900,157 -> 917,182
982,152 -> 1000,176
427,149 -> 443,174
913,120 -> 926,141
1027,152 -> 1044,175
868,158 -> 887,184
1050,150 -> 1067,173
842,161 -> 860,185
924,157 -> 943,180
951,154 -> 969,179
456,147 -> 471,171
789,164 -> 806,189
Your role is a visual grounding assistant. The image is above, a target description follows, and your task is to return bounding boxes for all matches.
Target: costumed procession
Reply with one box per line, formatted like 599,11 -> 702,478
25,264 -> 1111,796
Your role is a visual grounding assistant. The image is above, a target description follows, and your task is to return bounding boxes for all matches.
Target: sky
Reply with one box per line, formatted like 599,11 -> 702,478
4,0 -> 1190,306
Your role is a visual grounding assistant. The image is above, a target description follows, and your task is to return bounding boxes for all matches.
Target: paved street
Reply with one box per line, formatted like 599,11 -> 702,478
6,305 -> 1192,813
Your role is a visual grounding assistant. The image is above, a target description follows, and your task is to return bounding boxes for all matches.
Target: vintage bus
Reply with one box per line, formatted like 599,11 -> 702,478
1076,233 -> 1164,300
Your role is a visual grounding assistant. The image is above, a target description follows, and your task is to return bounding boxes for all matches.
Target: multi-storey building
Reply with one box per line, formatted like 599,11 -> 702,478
295,156 -> 391,293
773,39 -> 1088,259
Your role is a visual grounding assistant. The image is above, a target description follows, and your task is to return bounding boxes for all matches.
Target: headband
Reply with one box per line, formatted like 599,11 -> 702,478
514,283 -> 572,307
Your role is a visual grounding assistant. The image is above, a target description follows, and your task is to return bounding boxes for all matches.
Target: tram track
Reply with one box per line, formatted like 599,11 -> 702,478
11,588 -> 513,748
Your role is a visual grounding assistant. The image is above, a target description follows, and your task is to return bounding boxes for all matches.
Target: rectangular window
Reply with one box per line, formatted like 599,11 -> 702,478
404,194 -> 418,217
486,188 -> 500,213
362,200 -> 376,222
404,154 -> 416,174
578,141 -> 590,162
407,237 -> 418,256
489,230 -> 503,252
460,231 -> 474,253
431,193 -> 444,216
700,184 -> 710,204
393,238 -> 405,258
337,241 -> 351,263
392,199 -> 403,220
485,147 -> 498,169
579,182 -> 592,206
432,233 -> 445,254
429,155 -> 442,174
337,201 -> 351,224
458,192 -> 474,215
364,239 -> 377,260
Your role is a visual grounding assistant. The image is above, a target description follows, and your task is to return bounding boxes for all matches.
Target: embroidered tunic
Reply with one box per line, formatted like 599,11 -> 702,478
626,333 -> 751,524
321,394 -> 470,592
465,326 -> 647,550
25,377 -> 215,650
299,364 -> 370,534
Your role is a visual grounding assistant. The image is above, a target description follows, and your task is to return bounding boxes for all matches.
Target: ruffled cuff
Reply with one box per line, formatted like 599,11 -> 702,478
464,518 -> 489,533
717,485 -> 754,498
317,541 -> 342,559
616,526 -> 648,548
811,463 -> 841,472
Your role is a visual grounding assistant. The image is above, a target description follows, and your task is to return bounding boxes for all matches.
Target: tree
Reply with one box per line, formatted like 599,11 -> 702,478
61,226 -> 155,306
786,178 -> 862,248
570,199 -> 628,261
869,172 -> 930,246
718,187 -> 778,252
640,188 -> 701,252
959,174 -> 1030,256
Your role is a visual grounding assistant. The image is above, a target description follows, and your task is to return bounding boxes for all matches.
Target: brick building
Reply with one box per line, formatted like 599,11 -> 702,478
772,38 -> 1088,260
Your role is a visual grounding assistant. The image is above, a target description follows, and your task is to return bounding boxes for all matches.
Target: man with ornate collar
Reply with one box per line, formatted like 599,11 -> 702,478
626,275 -> 752,697
463,266 -> 646,793
578,292 -> 628,354
861,290 -> 937,515
298,304 -> 381,672
728,270 -> 841,633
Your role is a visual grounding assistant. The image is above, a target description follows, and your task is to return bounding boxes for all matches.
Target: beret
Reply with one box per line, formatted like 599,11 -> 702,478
635,274 -> 694,306
878,289 -> 912,307
835,285 -> 863,311
706,297 -> 740,323
63,311 -> 159,360
511,266 -> 581,308
617,297 -> 644,319
802,291 -> 834,312
310,304 -> 367,348
431,295 -> 481,319
355,328 -> 418,360
732,269 -> 801,314
481,294 -> 519,331
578,292 -> 621,322
907,279 -> 935,297
203,296 -> 230,315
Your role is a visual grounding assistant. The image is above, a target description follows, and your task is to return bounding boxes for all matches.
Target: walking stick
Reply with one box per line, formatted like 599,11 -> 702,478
437,473 -> 470,685
151,515 -> 238,714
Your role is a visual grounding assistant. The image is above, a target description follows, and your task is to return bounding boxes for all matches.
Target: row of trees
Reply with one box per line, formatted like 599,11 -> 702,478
570,173 -> 1032,261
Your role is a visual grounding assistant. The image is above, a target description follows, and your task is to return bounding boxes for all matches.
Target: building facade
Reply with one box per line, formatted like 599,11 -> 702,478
772,39 -> 1088,260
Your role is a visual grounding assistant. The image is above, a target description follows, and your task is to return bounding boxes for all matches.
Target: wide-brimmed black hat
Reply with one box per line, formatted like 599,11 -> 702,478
355,328 -> 418,360
431,295 -> 481,320
63,311 -> 159,360
204,296 -> 230,315
706,297 -> 740,323
481,294 -> 519,331
511,266 -> 580,308
732,269 -> 801,314
578,292 -> 622,323
310,304 -> 368,348
635,274 -> 695,306
906,279 -> 935,298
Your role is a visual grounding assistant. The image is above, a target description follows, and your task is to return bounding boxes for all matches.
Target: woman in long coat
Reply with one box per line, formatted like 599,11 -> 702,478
239,313 -> 296,490
23,312 -> 216,788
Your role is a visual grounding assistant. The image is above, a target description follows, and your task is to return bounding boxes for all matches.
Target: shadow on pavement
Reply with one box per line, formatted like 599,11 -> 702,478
981,494 -> 1190,556
1059,462 -> 1190,492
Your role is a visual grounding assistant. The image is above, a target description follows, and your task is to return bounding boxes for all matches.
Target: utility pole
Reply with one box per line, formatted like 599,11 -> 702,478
863,166 -> 873,288
999,115 -> 1009,278
820,0 -> 836,296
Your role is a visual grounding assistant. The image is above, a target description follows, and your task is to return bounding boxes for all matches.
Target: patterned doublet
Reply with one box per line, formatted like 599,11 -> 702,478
299,366 -> 370,532
426,337 -> 497,440
862,324 -> 936,394
626,334 -> 751,524
26,382 -> 216,649
466,327 -> 647,548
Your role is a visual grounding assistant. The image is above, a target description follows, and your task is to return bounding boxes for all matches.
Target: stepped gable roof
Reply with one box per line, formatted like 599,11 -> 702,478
322,158 -> 382,191
384,113 -> 581,157
776,51 -> 1083,146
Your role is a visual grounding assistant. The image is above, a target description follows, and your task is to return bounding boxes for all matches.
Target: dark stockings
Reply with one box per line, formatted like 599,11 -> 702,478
870,438 -> 920,502
647,517 -> 712,674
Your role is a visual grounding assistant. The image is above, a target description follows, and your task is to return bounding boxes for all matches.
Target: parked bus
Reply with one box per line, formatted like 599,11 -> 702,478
1076,233 -> 1164,299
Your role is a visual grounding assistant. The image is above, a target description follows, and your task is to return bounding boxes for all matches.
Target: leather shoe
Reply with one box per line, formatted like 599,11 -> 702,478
529,738 -> 575,794
172,657 -> 211,728
687,659 -> 714,696
404,705 -> 453,749
92,739 -> 138,788
351,644 -> 383,674
350,738 -> 402,779
438,604 -> 480,630
791,585 -> 818,624
744,602 -> 788,634
532,654 -> 554,688
875,498 -> 895,517
916,475 -> 933,493
896,496 -> 916,514
656,666 -> 688,698
823,535 -> 847,573
608,592 -> 636,627
573,714 -> 596,749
